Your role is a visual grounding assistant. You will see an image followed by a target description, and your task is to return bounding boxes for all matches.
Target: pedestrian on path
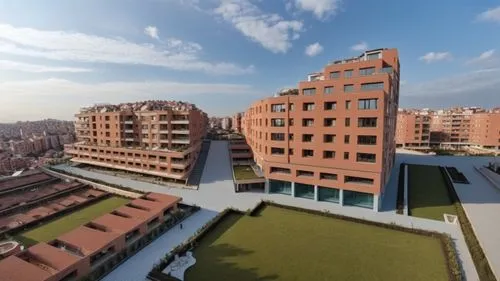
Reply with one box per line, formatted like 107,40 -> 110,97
180,223 -> 183,230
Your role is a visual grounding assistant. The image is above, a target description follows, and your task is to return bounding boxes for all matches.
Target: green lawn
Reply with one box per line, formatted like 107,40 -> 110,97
408,164 -> 457,221
186,206 -> 449,281
233,165 -> 260,180
16,197 -> 129,246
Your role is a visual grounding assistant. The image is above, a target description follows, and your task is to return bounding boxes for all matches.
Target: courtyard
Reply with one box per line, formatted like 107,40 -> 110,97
408,164 -> 457,221
16,196 -> 129,246
185,205 -> 450,281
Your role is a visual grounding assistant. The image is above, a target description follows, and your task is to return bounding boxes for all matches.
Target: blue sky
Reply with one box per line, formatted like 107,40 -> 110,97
0,0 -> 499,122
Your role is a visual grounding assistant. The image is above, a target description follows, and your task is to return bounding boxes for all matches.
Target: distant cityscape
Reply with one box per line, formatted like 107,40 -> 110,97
0,119 -> 75,176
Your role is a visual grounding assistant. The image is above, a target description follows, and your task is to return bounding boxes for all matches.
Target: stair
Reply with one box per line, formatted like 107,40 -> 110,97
186,140 -> 211,187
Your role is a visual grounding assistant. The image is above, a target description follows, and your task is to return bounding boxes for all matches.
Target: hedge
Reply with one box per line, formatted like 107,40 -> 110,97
440,166 -> 497,281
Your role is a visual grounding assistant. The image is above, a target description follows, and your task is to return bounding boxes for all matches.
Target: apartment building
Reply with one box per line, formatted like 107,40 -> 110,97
221,117 -> 232,131
231,112 -> 243,133
65,101 -> 207,183
395,109 -> 431,148
243,48 -> 400,211
0,192 -> 181,281
396,107 -> 500,150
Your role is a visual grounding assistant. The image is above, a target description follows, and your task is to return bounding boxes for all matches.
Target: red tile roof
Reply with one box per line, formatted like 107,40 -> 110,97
0,255 -> 52,281
92,213 -> 143,234
57,226 -> 121,256
27,243 -> 81,271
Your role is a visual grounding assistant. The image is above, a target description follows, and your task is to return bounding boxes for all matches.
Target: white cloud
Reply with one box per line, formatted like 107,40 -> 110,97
0,78 -> 258,121
0,23 -> 253,75
214,0 -> 304,53
0,60 -> 92,73
466,49 -> 496,65
305,42 -> 323,57
402,68 -> 500,98
293,0 -> 341,20
477,6 -> 500,23
350,41 -> 368,51
419,52 -> 452,63
144,25 -> 159,40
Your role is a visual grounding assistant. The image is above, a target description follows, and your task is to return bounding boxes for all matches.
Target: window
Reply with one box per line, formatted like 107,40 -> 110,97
324,86 -> 334,94
324,101 -> 336,110
358,99 -> 378,110
302,149 -> 314,157
288,133 -> 294,141
297,170 -> 314,177
381,66 -> 393,73
302,119 -> 314,127
302,134 -> 314,142
271,118 -> 285,127
344,84 -> 354,92
289,148 -> 294,155
357,153 -> 376,163
323,150 -> 335,159
358,117 -> 377,127
105,124 -> 110,129
344,69 -> 353,78
344,135 -> 350,144
330,71 -> 340,79
345,100 -> 351,110
105,116 -> 110,121
271,104 -> 286,112
345,176 -> 374,184
303,102 -> 315,111
289,119 -> 294,126
303,88 -> 316,96
324,118 -> 336,127
357,135 -> 377,145
271,133 -> 285,141
345,118 -> 350,127
270,167 -> 291,174
359,67 -> 375,76
344,152 -> 349,160
324,134 -> 336,143
320,173 -> 337,180
289,103 -> 295,111
271,147 -> 285,155
367,53 -> 380,60
361,82 -> 384,91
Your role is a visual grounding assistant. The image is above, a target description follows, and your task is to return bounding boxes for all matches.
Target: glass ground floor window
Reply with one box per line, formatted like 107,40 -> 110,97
269,180 -> 292,195
294,183 -> 314,199
318,186 -> 340,203
343,190 -> 373,209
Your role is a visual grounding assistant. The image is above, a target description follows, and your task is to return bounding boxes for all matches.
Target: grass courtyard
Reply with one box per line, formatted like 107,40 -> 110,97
16,196 -> 129,247
408,164 -> 457,221
233,165 -> 260,180
185,206 -> 449,281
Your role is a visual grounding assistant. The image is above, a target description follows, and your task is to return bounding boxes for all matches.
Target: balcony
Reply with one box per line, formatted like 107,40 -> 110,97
124,129 -> 134,133
171,160 -> 188,168
124,120 -> 134,124
171,119 -> 189,124
172,139 -> 190,144
125,138 -> 134,142
172,130 -> 189,134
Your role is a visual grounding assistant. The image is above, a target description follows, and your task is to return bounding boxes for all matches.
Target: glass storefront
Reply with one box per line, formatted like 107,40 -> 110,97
343,190 -> 373,209
318,186 -> 340,203
269,180 -> 292,195
294,183 -> 314,199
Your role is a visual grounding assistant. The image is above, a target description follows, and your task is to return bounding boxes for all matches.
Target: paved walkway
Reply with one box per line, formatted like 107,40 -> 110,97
54,142 -> 489,281
101,209 -> 218,281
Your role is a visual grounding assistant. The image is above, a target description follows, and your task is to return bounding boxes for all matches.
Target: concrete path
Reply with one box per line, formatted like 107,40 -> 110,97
101,209 -> 218,281
54,143 -> 494,281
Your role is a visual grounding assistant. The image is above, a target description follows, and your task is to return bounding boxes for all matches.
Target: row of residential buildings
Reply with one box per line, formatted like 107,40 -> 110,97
0,134 -> 75,157
62,48 -> 498,212
0,119 -> 74,140
396,107 -> 500,150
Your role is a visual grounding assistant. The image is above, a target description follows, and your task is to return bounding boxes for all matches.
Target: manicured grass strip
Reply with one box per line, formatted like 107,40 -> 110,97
408,164 -> 456,221
186,206 -> 449,281
16,197 -> 129,246
233,165 -> 260,180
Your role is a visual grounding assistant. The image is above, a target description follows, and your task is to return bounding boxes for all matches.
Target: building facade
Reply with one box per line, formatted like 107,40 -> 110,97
231,112 -> 243,133
65,101 -> 208,183
242,48 -> 400,211
221,117 -> 232,131
395,109 -> 431,148
396,107 -> 500,150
